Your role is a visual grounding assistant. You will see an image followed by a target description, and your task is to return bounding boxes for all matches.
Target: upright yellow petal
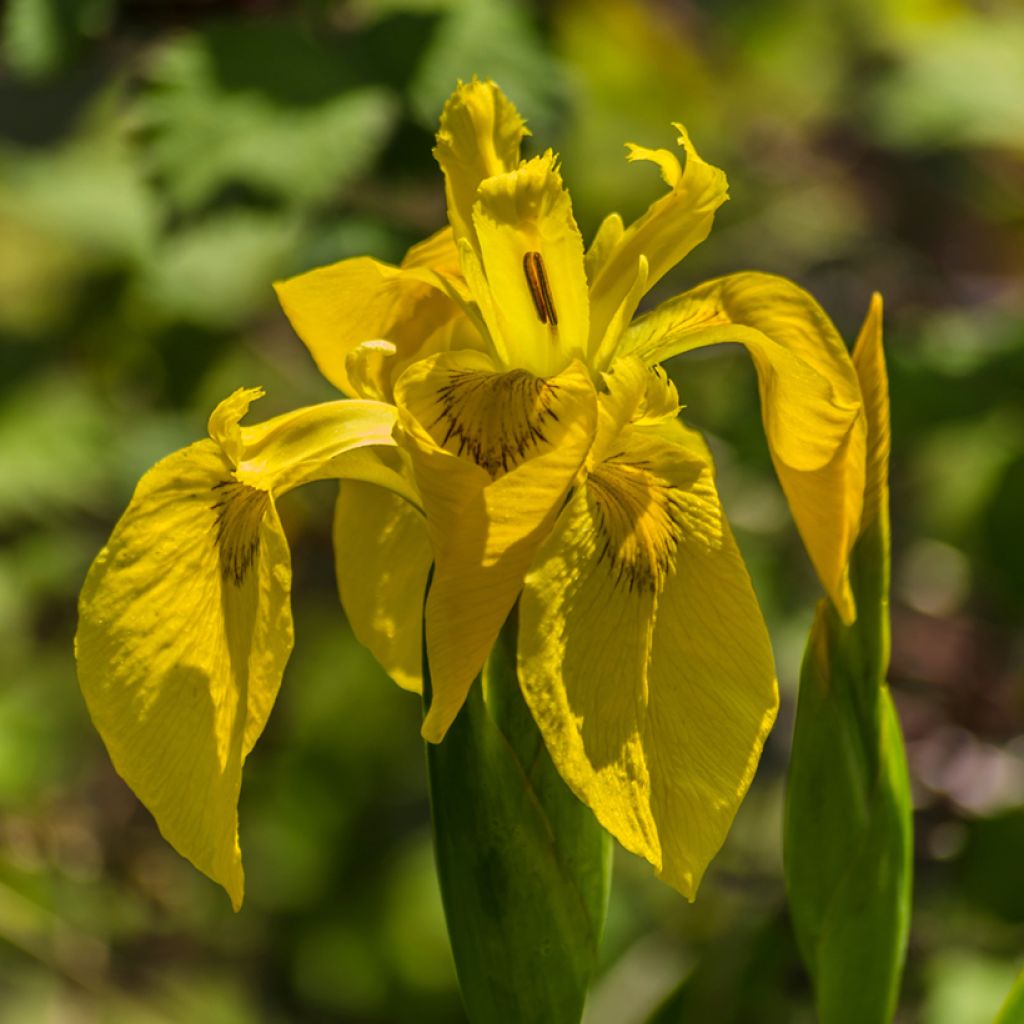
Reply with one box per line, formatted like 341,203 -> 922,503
334,476 -> 432,694
393,351 -> 598,742
76,390 -> 408,907
433,78 -> 529,247
471,152 -> 590,375
588,125 -> 729,359
274,255 -> 460,399
519,425 -> 778,898
622,272 -> 866,623
584,212 -> 624,284
401,225 -> 462,277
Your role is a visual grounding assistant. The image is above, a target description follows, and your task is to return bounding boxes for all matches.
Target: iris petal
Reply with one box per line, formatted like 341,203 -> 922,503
434,78 -> 530,247
393,351 -> 598,742
518,424 -> 778,898
621,272 -> 867,623
587,125 -> 729,357
334,476 -> 432,694
471,152 -> 590,374
274,254 -> 459,400
76,391 -> 407,907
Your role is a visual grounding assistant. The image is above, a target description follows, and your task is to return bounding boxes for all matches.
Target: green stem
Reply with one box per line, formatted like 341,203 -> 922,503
425,607 -> 612,1024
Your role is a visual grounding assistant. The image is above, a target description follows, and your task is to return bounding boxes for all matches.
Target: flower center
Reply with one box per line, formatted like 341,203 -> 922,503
211,480 -> 269,586
587,458 -> 685,594
429,368 -> 560,478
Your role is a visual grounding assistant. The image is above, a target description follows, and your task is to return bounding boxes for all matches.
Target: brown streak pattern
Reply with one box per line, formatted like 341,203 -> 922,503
430,368 -> 560,478
211,480 -> 270,586
588,458 -> 686,595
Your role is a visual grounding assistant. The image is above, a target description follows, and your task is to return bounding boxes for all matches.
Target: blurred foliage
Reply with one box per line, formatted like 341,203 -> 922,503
0,0 -> 1021,1021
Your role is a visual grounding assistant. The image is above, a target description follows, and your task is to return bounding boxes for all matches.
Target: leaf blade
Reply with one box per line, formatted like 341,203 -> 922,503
425,610 -> 611,1024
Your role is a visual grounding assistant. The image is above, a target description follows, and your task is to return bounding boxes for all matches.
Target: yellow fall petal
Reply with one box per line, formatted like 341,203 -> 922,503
519,425 -> 778,898
274,255 -> 459,399
393,351 -> 598,742
621,271 -> 866,623
334,476 -> 432,694
471,152 -> 590,375
76,390 -> 409,908
588,125 -> 729,357
433,78 -> 530,247
76,439 -> 288,910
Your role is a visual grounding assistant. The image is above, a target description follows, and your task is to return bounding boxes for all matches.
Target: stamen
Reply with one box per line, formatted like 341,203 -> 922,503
211,480 -> 270,586
588,459 -> 685,595
523,251 -> 558,327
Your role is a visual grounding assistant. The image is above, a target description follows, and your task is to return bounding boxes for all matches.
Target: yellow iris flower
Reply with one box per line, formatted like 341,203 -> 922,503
76,79 -> 868,909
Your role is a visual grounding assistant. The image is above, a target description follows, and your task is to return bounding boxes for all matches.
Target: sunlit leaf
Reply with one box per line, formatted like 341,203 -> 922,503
923,951 -> 1021,1024
995,967 -> 1024,1024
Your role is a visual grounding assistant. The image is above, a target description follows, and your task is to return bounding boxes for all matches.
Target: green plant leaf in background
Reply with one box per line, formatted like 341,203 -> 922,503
783,295 -> 913,1024
425,607 -> 612,1024
995,968 -> 1024,1024
2,0 -> 114,79
134,22 -> 399,212
409,0 -> 566,134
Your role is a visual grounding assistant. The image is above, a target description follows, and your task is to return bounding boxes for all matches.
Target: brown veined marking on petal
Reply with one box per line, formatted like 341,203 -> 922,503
523,251 -> 558,327
211,479 -> 270,586
587,456 -> 685,595
430,368 -> 561,478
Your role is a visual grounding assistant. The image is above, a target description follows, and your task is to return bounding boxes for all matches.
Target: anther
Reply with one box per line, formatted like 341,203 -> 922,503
523,251 -> 558,327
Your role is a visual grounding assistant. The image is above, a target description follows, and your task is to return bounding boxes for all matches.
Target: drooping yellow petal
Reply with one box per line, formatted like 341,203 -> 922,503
76,443 -> 286,911
588,125 -> 729,359
334,474 -> 432,694
274,255 -> 460,399
518,425 -> 778,898
76,390 -> 410,908
433,78 -> 529,247
621,272 -> 866,623
471,152 -> 590,375
393,351 -> 598,742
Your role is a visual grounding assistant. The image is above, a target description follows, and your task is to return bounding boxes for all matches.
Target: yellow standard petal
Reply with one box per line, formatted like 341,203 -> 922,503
76,389 -> 407,908
621,271 -> 867,624
587,125 -> 729,360
393,350 -> 598,742
433,78 -> 530,247
519,422 -> 778,898
274,251 -> 460,400
469,152 -> 591,375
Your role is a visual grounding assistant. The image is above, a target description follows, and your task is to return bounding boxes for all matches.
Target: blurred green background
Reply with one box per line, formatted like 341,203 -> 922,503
1,0 -> 1022,1020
